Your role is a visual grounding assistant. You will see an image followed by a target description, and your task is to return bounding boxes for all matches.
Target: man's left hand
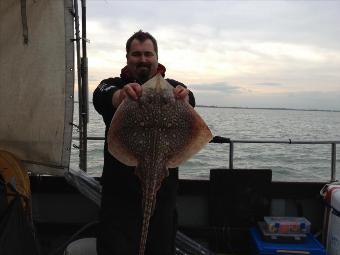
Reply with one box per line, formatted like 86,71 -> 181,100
173,85 -> 189,101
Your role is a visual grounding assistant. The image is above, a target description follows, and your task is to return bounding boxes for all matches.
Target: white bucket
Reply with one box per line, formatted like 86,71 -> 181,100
327,189 -> 340,255
64,238 -> 97,255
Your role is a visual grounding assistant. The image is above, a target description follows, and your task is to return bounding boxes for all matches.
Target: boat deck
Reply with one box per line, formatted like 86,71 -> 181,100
30,174 -> 326,255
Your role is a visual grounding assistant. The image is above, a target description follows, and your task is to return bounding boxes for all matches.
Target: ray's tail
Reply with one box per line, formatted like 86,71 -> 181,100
139,185 -> 156,255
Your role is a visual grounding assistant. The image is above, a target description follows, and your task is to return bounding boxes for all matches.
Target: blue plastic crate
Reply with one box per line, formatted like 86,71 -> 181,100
250,227 -> 326,255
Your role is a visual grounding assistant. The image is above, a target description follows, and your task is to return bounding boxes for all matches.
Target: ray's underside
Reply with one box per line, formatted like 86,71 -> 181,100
108,74 -> 212,255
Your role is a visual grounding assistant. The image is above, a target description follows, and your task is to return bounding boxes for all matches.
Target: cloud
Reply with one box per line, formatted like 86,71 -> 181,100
255,82 -> 284,87
87,1 -> 340,49
189,82 -> 242,94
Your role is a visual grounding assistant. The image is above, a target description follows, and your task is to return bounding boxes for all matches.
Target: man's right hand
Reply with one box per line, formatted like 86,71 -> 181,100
112,83 -> 142,108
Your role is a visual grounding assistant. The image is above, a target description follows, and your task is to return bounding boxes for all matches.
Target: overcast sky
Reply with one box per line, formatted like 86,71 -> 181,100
85,0 -> 340,110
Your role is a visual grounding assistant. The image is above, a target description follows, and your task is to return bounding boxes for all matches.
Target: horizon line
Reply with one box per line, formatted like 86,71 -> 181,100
76,101 -> 340,113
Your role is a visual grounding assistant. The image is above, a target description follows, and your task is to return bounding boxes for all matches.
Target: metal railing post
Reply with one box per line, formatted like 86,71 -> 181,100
229,141 -> 234,170
331,143 -> 337,182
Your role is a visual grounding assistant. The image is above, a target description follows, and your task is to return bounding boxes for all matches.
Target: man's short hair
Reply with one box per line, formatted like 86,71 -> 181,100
126,30 -> 158,55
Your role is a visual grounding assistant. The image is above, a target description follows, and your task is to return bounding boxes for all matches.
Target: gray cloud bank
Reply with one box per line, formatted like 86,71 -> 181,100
85,0 -> 340,110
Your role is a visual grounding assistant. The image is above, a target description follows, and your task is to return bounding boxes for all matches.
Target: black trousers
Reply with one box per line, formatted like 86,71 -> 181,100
97,168 -> 178,255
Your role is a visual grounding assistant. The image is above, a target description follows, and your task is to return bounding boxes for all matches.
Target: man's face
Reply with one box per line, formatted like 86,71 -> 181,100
126,39 -> 158,83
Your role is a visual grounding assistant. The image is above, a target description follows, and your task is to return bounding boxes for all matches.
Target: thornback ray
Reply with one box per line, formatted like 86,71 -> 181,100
107,73 -> 212,255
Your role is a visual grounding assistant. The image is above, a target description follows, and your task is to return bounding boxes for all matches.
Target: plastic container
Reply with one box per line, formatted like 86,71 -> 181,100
264,216 -> 311,234
250,227 -> 326,255
258,222 -> 306,243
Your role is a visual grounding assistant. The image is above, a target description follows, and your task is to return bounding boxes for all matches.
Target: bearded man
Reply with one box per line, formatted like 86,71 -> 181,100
93,30 -> 195,255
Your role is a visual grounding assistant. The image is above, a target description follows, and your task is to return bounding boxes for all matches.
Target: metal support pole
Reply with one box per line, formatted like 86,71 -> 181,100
73,0 -> 88,171
79,0 -> 88,171
81,0 -> 88,123
73,0 -> 85,170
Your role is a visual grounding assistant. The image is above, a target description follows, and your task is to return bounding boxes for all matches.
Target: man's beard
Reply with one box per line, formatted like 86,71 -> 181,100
136,63 -> 152,84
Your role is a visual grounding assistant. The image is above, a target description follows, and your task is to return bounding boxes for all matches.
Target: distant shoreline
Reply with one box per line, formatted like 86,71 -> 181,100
77,101 -> 340,113
196,105 -> 340,112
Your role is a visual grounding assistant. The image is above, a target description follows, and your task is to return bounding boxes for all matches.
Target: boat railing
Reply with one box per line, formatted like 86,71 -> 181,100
85,136 -> 339,182
210,136 -> 339,182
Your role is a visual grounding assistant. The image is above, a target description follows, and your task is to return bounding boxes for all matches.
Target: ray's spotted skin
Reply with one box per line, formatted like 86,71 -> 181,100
108,74 -> 212,255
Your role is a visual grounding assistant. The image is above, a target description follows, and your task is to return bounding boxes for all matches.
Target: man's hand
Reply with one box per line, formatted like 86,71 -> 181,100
113,83 -> 189,108
112,83 -> 142,108
173,85 -> 189,101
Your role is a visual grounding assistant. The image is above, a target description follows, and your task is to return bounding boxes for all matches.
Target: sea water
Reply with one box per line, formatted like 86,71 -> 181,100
70,103 -> 340,182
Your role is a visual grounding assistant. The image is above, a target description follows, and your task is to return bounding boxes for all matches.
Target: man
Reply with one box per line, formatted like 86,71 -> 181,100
93,30 -> 195,255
